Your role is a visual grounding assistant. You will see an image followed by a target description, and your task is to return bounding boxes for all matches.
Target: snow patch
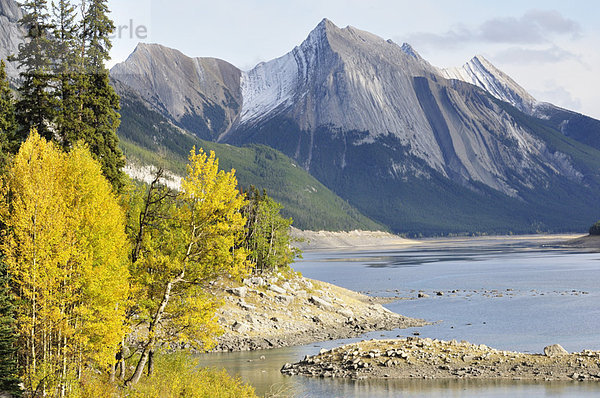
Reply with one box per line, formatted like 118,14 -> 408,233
240,20 -> 329,124
441,56 -> 537,114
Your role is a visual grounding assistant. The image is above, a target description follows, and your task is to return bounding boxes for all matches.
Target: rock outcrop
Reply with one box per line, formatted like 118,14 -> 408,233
210,272 -> 426,352
282,337 -> 600,382
0,0 -> 25,82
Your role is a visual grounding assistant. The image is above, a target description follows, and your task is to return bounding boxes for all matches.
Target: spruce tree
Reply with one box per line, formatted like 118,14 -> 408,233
0,60 -> 18,167
52,0 -> 92,150
82,0 -> 125,191
0,259 -> 21,397
14,0 -> 57,141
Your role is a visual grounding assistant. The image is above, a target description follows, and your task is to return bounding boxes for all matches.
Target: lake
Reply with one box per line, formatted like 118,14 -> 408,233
197,235 -> 600,397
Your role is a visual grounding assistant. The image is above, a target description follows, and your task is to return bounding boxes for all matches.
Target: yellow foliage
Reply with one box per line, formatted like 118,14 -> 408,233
178,148 -> 250,281
129,148 -> 251,354
0,132 -> 129,394
128,355 -> 257,398
76,354 -> 257,398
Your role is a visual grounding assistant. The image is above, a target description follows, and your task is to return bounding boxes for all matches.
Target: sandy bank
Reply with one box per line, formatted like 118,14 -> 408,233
282,337 -> 600,382
560,234 -> 600,249
291,228 -> 417,250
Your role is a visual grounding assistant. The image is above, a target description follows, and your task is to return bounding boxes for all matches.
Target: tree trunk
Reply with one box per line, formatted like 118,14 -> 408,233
119,336 -> 126,380
126,270 -> 183,386
147,350 -> 154,376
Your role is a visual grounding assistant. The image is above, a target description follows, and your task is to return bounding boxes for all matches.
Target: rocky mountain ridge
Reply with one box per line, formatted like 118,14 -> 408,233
107,19 -> 600,234
110,19 -> 597,196
3,2 -> 600,234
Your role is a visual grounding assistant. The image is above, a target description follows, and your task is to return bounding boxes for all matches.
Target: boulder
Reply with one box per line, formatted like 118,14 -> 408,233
244,276 -> 266,286
232,321 -> 249,333
544,344 -> 569,357
269,284 -> 287,295
239,302 -> 256,311
227,286 -> 247,298
309,296 -> 334,311
338,308 -> 354,318
276,295 -> 293,305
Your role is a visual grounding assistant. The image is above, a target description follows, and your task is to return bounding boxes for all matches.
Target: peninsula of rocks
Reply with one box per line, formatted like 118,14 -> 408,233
282,337 -> 600,382
210,272 -> 426,352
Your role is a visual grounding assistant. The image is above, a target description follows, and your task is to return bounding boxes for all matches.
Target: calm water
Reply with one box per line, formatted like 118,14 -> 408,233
197,236 -> 600,397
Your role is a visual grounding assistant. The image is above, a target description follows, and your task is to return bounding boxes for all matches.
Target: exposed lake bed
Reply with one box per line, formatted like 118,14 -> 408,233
198,234 -> 600,397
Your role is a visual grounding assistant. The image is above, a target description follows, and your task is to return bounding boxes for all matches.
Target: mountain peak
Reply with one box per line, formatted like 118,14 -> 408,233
306,18 -> 340,42
317,18 -> 337,29
400,43 -> 422,60
441,55 -> 537,113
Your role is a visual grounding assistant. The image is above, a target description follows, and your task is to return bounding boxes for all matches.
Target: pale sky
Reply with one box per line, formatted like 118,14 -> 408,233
107,0 -> 600,120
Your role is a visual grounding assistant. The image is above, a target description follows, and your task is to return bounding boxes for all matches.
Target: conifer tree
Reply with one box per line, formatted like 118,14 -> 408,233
51,0 -> 92,150
242,187 -> 299,274
0,60 -> 18,167
81,0 -> 125,191
14,0 -> 57,141
0,259 -> 21,397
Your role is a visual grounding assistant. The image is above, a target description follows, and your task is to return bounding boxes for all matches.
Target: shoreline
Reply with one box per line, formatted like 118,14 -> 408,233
290,228 -> 418,250
210,273 -> 426,352
210,234 -> 589,353
291,230 -> 585,251
558,234 -> 600,250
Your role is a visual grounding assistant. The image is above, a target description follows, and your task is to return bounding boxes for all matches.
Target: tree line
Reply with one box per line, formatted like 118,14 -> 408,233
3,0 -> 124,191
0,1 -> 298,396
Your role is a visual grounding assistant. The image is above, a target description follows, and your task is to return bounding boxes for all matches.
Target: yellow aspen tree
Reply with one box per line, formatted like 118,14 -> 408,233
127,148 -> 251,385
63,144 -> 129,372
1,133 -> 129,396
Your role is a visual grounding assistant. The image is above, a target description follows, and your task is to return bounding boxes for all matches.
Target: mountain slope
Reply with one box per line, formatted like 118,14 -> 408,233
441,55 -> 537,115
227,20 -> 584,196
111,43 -> 242,141
114,80 -> 383,231
442,55 -> 600,154
110,19 -> 600,234
222,20 -> 600,234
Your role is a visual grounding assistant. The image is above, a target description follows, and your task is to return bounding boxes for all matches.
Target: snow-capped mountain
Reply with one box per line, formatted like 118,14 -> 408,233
440,55 -> 537,115
107,19 -> 600,233
224,19 -> 584,197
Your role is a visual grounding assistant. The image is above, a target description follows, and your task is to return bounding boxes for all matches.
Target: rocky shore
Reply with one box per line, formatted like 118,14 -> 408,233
210,272 -> 426,352
281,337 -> 600,382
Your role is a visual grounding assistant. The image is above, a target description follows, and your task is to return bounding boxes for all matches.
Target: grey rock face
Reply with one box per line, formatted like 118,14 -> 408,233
110,43 -> 242,140
441,55 -> 537,115
228,19 -> 583,198
0,0 -> 25,82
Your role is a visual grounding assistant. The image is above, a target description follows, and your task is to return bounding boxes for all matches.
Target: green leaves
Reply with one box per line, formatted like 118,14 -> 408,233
242,186 -> 300,274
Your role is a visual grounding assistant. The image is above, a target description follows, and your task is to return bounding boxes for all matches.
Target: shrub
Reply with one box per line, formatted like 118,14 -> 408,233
590,221 -> 600,235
